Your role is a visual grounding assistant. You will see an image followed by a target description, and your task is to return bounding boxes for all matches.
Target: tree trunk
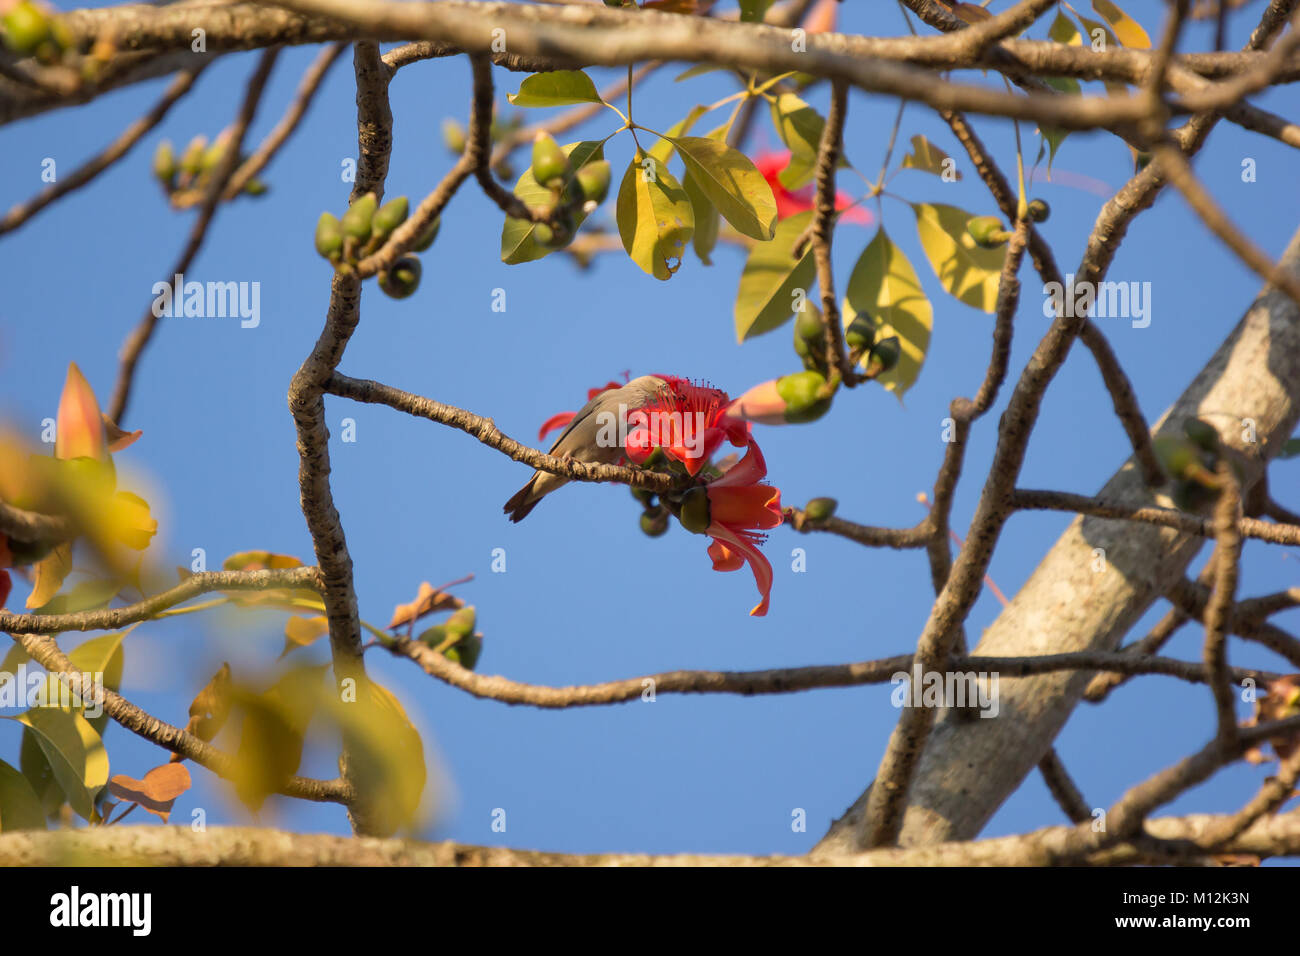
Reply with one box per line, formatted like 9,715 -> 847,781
816,224 -> 1300,853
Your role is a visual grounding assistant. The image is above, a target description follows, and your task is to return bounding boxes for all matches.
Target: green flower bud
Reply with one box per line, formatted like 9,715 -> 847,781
371,195 -> 409,240
1183,418 -> 1220,455
2,1 -> 51,55
793,329 -> 811,359
446,605 -> 476,638
341,192 -> 378,241
794,307 -> 823,346
314,212 -> 343,259
576,159 -> 611,204
411,216 -> 441,252
1171,477 -> 1216,514
242,178 -> 268,197
200,137 -> 226,173
378,256 -> 422,299
967,215 -> 1008,247
631,486 -> 656,508
179,136 -> 207,176
442,118 -> 467,155
531,132 -> 569,189
639,510 -> 669,537
678,486 -> 712,535
845,315 -> 875,351
417,623 -> 448,647
532,221 -> 556,247
804,497 -> 838,521
1153,435 -> 1203,482
775,370 -> 833,423
1026,198 -> 1050,223
152,140 -> 176,185
444,633 -> 482,670
867,336 -> 901,376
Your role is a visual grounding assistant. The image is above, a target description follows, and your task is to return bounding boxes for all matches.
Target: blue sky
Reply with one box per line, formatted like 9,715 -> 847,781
2,0 -> 1300,857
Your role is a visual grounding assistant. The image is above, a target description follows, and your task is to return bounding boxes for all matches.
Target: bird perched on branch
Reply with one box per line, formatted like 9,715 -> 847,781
503,375 -> 671,522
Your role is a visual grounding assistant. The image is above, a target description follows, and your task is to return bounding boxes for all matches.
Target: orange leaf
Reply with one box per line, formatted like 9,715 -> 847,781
387,581 -> 465,631
108,763 -> 192,821
281,615 -> 329,657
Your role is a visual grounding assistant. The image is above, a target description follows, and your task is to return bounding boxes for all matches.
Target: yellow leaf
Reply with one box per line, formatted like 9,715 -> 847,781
843,228 -> 933,398
911,203 -> 1006,312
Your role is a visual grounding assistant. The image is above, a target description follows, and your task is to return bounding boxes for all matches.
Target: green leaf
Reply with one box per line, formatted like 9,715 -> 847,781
501,140 -> 605,264
0,758 -> 46,832
32,578 -> 121,616
769,92 -> 827,190
6,708 -> 108,821
739,0 -> 774,23
899,134 -> 959,180
910,202 -> 1006,312
734,210 -> 816,341
68,631 -> 127,739
329,679 -> 427,837
1090,0 -> 1150,48
675,64 -> 728,82
650,104 -> 709,165
682,169 -> 719,265
1076,12 -> 1117,51
507,70 -> 604,107
843,228 -> 933,398
616,151 -> 695,280
1049,9 -> 1082,44
667,135 -> 776,240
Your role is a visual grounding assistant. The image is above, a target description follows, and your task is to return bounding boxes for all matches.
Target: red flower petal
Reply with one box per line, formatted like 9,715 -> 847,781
538,412 -> 576,443
708,526 -> 774,617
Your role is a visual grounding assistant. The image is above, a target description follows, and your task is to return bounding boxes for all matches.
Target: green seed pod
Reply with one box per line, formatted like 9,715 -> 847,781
532,221 -> 556,247
341,192 -> 378,241
678,487 -> 712,535
179,136 -> 207,176
867,336 -> 901,376
775,370 -> 833,423
417,623 -> 449,647
967,215 -> 1008,247
804,497 -> 838,521
1153,435 -> 1202,481
442,118 -> 467,155
531,132 -> 569,188
794,307 -> 823,346
371,195 -> 409,240
1183,418 -> 1220,455
446,605 -> 477,638
639,510 -> 669,537
200,137 -> 226,173
152,140 -> 176,185
411,216 -> 441,252
2,1 -> 51,55
576,159 -> 611,204
845,315 -> 875,351
378,256 -> 422,299
1026,198 -> 1050,223
314,212 -> 343,259
444,633 -> 482,670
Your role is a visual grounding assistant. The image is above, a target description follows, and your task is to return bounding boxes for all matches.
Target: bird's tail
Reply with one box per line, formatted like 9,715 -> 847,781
503,473 -> 552,523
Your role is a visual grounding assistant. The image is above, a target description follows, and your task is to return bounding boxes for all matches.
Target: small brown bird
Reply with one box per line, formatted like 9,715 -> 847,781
503,375 -> 672,522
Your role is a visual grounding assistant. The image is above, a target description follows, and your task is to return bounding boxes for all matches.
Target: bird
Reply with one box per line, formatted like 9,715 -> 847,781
503,375 -> 673,522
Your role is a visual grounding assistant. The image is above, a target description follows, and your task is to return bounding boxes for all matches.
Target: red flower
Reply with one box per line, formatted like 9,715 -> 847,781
537,379 -> 626,442
700,441 -> 782,616
625,376 -> 750,476
755,151 -> 871,225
